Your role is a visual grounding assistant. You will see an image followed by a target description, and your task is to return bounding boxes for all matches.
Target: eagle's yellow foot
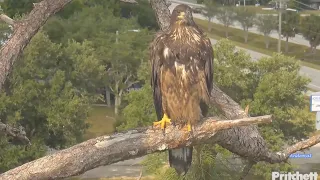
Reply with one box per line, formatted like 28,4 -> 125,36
153,113 -> 171,130
187,123 -> 192,132
182,122 -> 193,136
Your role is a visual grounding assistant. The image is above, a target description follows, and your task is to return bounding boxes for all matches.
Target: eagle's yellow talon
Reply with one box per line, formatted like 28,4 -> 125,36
187,123 -> 192,132
153,113 -> 171,130
182,122 -> 192,132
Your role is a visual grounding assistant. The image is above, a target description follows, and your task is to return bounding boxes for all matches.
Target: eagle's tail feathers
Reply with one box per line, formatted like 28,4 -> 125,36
168,147 -> 193,176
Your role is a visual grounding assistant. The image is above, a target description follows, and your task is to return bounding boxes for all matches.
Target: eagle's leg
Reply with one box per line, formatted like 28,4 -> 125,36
153,113 -> 171,131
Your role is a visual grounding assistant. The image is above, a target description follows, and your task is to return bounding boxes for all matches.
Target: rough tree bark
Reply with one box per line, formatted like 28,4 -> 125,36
0,116 -> 272,180
0,0 -> 319,179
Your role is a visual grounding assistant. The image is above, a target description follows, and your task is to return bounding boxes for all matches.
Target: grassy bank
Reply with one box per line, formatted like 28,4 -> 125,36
194,18 -> 320,70
84,105 -> 116,140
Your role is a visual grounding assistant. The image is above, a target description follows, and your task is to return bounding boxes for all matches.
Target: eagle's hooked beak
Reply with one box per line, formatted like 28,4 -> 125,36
177,12 -> 185,20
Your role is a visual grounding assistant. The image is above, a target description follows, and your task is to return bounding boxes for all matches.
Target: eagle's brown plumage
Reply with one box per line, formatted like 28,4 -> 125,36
150,4 -> 214,176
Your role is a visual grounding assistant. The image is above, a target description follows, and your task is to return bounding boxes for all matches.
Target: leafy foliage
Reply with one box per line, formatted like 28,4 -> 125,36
0,0 -> 41,17
216,7 -> 235,37
120,0 -> 159,30
202,0 -> 219,31
0,31 -> 105,172
43,3 -> 153,115
255,15 -> 277,49
234,7 -> 256,43
300,14 -> 320,52
281,11 -> 299,52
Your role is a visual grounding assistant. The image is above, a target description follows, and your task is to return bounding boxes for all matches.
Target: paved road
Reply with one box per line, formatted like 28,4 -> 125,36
79,157 -> 145,179
208,38 -> 320,91
169,0 -> 320,49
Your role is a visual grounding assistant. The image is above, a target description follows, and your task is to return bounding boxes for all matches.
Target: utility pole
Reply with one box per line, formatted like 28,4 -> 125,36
278,0 -> 282,53
263,0 -> 296,53
116,30 -> 119,44
244,0 -> 245,6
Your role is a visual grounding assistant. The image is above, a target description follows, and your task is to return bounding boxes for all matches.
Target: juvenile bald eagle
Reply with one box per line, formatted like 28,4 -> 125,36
150,4 -> 214,176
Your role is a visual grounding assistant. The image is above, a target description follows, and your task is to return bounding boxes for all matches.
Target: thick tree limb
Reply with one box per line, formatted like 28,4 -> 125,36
0,115 -> 272,180
150,0 -> 171,31
0,14 -> 14,25
0,121 -> 30,145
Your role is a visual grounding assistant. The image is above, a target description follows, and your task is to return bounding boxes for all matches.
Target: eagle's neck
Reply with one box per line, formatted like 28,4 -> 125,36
169,23 -> 202,44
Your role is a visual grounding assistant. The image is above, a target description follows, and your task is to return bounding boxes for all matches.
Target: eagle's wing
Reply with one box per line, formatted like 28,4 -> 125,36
201,37 -> 214,98
150,33 -> 166,120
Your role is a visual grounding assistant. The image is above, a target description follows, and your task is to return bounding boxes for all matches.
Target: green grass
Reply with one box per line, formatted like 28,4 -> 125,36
84,105 -> 116,140
195,18 -> 320,70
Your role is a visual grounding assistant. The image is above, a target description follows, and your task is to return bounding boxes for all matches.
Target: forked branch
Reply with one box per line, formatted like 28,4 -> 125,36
0,115 -> 272,180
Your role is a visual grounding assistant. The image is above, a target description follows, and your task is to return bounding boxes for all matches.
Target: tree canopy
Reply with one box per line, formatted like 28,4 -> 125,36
301,15 -> 320,53
234,7 -> 256,43
281,11 -> 299,53
255,15 -> 277,49
0,0 -> 153,172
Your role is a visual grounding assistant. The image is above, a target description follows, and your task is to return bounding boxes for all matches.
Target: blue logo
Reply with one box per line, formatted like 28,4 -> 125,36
289,153 -> 312,158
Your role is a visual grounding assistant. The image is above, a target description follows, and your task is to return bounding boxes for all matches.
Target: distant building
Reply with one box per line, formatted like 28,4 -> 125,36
309,0 -> 320,10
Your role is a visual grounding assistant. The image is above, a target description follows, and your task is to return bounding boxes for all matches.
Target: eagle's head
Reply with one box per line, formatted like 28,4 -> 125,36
170,4 -> 194,26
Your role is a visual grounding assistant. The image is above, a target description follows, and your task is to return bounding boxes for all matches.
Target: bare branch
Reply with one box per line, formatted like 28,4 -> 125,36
0,14 -> 14,25
0,121 -> 30,145
0,0 -> 73,91
266,134 -> 320,163
0,115 -> 272,180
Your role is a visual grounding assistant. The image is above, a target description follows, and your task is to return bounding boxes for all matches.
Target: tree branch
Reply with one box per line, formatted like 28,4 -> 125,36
0,14 -> 14,25
267,134 -> 320,163
0,0 -> 73,91
0,121 -> 30,145
150,0 -> 171,31
0,115 -> 272,180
